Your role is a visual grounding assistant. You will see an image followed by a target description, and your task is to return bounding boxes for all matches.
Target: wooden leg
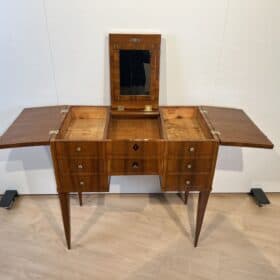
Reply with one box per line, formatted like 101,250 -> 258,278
58,193 -> 71,249
184,189 -> 189,204
194,190 -> 210,247
78,192 -> 83,206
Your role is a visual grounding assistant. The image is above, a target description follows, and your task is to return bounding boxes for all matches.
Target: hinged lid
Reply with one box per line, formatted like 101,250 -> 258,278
200,106 -> 273,149
0,106 -> 69,149
109,34 -> 161,111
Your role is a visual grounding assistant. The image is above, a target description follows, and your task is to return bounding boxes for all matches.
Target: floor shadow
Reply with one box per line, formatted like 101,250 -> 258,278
149,193 -> 191,240
73,194 -> 105,245
32,195 -> 65,245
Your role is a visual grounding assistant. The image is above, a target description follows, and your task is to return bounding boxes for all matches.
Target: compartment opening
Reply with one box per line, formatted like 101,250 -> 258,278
161,107 -> 213,140
58,107 -> 107,140
108,114 -> 163,140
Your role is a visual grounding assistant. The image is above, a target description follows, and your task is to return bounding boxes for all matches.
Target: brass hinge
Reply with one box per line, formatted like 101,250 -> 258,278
211,130 -> 221,136
60,108 -> 69,114
49,130 -> 59,135
129,38 -> 141,43
117,105 -> 125,111
144,105 -> 152,112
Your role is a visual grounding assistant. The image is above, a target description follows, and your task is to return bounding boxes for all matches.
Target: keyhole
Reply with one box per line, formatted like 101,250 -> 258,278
132,162 -> 139,169
133,144 -> 139,151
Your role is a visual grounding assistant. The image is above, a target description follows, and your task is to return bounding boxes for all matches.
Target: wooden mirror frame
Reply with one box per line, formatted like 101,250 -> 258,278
109,34 -> 161,110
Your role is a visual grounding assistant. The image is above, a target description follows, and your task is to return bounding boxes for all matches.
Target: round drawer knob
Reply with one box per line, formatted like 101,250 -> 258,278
79,181 -> 84,186
189,147 -> 195,152
132,162 -> 139,169
76,147 -> 81,152
186,180 -> 191,186
187,164 -> 192,169
78,164 -> 83,169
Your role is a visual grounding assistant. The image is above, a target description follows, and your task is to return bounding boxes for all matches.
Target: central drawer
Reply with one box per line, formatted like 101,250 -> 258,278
110,159 -> 160,175
108,140 -> 163,159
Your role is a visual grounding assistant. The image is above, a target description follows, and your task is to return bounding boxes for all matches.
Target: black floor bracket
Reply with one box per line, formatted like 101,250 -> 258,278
249,188 -> 270,207
0,190 -> 18,209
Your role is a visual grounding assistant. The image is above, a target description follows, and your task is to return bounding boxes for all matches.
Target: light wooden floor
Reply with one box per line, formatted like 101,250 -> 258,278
0,193 -> 279,280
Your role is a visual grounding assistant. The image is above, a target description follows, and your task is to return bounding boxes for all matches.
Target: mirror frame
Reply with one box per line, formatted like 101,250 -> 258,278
109,34 -> 161,110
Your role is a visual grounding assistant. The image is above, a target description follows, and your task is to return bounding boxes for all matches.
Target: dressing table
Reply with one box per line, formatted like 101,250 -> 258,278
0,34 -> 273,249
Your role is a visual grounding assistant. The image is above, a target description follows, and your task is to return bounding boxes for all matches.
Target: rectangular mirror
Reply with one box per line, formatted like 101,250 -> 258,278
119,50 -> 151,96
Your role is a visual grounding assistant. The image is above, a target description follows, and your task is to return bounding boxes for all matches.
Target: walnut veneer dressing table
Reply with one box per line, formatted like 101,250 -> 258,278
0,34 -> 273,249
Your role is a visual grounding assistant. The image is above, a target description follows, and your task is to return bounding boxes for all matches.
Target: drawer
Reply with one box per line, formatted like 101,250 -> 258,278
57,158 -> 105,174
110,159 -> 160,175
163,174 -> 210,191
58,175 -> 109,192
166,158 -> 213,174
108,140 -> 163,158
167,141 -> 216,159
54,142 -> 105,158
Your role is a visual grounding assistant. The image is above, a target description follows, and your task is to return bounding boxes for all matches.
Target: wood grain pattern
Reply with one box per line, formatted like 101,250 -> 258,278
0,106 -> 69,148
201,106 -> 274,148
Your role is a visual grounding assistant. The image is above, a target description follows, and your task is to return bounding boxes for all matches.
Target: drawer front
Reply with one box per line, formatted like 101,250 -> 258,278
58,175 -> 109,192
108,140 -> 163,158
57,158 -> 105,174
166,158 -> 213,174
163,174 -> 210,191
55,142 -> 105,158
167,142 -> 216,159
110,159 -> 160,174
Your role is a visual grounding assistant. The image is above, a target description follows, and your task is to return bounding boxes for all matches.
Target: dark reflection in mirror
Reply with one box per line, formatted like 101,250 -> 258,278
120,50 -> 151,96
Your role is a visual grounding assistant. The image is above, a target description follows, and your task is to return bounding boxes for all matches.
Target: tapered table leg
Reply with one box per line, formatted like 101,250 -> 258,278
58,193 -> 71,249
78,192 -> 83,206
194,190 -> 210,247
184,189 -> 189,204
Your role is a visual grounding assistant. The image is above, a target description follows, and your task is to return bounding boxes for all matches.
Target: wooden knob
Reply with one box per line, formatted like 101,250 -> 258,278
187,164 -> 192,169
185,180 -> 191,186
78,164 -> 83,169
76,147 -> 81,152
189,147 -> 195,152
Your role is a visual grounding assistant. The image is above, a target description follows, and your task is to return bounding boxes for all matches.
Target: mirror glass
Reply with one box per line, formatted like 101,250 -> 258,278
119,50 -> 151,96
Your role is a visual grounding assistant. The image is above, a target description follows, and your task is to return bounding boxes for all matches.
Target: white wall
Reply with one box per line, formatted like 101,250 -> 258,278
0,0 -> 279,194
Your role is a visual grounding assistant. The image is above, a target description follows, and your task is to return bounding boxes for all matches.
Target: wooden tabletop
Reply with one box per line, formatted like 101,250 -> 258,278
201,106 -> 273,149
0,106 -> 68,149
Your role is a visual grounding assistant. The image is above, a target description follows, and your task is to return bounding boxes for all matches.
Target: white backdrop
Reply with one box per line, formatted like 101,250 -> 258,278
0,0 -> 279,194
